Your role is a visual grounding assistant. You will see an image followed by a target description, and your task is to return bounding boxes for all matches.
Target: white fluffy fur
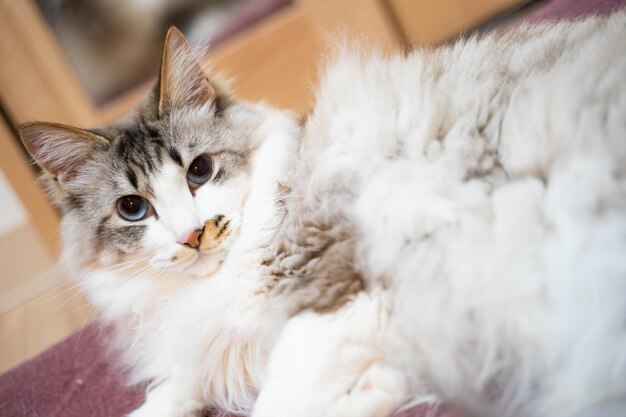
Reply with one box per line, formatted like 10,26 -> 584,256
255,14 -> 626,417
65,102 -> 299,415
63,13 -> 626,417
307,14 -> 625,417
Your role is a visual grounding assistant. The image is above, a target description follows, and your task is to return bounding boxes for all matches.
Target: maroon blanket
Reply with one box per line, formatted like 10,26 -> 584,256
1,0 -> 624,416
527,0 -> 625,21
0,323 -> 456,417
0,324 -> 144,417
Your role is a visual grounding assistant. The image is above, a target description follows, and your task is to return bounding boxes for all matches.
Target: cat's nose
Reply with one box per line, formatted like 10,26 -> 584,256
179,228 -> 203,249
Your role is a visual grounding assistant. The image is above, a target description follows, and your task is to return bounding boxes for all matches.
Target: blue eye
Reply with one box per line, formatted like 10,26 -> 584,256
187,155 -> 213,187
116,195 -> 150,222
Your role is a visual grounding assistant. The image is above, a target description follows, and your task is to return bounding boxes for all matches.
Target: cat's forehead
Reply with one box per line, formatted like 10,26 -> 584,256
108,108 -> 233,152
86,117 -> 186,194
87,104 -> 257,192
111,115 -> 190,149
101,114 -> 205,166
114,121 -> 174,166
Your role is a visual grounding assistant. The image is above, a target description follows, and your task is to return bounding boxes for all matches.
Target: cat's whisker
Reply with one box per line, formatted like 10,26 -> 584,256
47,283 -> 92,317
99,258 -> 136,269
175,264 -> 193,284
22,271 -> 89,309
69,306 -> 102,363
56,300 -> 94,320
75,301 -> 99,330
30,261 -> 152,322
100,256 -> 151,273
96,259 -> 153,281
34,257 -> 153,310
37,281 -> 87,305
103,255 -> 150,267
105,262 -> 149,275
123,264 -> 153,280
46,296 -> 92,324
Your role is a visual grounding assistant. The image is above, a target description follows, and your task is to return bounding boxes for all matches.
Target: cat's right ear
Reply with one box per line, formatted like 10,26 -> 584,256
157,27 -> 217,116
20,122 -> 109,177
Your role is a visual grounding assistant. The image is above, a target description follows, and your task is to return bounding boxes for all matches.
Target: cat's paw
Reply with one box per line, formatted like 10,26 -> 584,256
127,381 -> 203,417
127,404 -> 158,417
199,214 -> 231,251
338,365 -> 408,417
127,400 -> 202,417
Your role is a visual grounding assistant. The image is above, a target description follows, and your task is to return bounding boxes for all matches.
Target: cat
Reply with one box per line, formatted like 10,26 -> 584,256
20,11 -> 626,417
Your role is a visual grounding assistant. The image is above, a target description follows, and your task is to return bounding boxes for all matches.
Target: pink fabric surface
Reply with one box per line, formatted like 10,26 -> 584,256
0,323 -> 145,417
527,0 -> 626,22
2,0 -> 625,416
0,322 -> 451,417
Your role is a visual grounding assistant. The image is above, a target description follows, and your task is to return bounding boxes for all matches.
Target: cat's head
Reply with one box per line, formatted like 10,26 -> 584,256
21,28 -> 297,278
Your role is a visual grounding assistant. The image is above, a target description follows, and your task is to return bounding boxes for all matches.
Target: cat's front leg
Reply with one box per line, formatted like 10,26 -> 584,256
128,378 -> 203,417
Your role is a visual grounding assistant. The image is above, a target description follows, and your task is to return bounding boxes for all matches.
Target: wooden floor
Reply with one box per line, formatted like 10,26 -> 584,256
0,285 -> 93,373
0,220 -> 93,374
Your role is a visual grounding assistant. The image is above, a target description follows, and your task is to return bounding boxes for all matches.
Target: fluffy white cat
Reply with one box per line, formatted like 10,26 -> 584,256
21,11 -> 626,417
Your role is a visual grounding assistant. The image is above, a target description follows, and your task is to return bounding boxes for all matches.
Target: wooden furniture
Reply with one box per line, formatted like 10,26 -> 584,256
388,0 -> 530,45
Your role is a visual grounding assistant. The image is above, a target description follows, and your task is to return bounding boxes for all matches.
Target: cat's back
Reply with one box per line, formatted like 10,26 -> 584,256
303,12 -> 623,165
295,11 -> 626,417
296,11 -> 626,279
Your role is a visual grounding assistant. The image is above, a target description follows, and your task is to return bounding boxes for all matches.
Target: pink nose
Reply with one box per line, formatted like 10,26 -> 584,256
179,229 -> 203,248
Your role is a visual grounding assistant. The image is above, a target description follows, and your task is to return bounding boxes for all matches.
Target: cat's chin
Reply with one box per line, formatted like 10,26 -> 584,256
149,254 -> 196,272
148,248 -> 225,279
183,250 -> 226,278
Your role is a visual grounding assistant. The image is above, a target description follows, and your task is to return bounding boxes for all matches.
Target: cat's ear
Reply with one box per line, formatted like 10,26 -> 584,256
158,27 -> 216,115
20,122 -> 109,177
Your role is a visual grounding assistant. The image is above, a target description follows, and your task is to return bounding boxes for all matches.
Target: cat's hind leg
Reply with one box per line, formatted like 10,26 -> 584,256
252,291 -> 408,417
253,350 -> 407,417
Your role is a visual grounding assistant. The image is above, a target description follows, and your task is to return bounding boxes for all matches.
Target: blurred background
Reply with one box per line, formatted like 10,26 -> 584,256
0,0 -> 543,372
36,0 -> 272,102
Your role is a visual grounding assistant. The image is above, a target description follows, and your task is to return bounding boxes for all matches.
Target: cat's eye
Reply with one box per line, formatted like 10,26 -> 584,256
187,155 -> 213,187
116,195 -> 151,222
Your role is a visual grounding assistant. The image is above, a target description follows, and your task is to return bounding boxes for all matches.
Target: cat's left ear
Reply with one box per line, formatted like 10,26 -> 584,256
158,27 -> 217,116
19,122 -> 109,177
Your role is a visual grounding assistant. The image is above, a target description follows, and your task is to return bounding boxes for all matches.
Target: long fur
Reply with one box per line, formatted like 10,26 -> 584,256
303,14 -> 626,417
24,12 -> 626,417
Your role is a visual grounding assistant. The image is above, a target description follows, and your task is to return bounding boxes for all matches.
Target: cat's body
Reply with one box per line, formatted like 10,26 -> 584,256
256,14 -> 626,417
21,12 -> 626,417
